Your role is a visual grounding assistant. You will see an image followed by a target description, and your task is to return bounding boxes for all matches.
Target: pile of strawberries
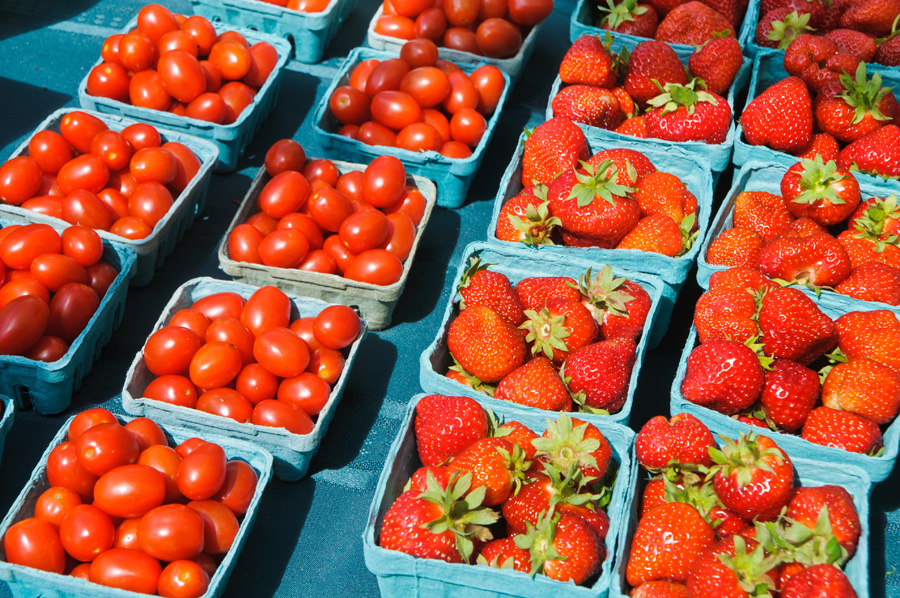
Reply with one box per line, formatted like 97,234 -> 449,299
591,0 -> 746,43
742,38 -> 900,176
755,0 -> 900,66
442,260 -> 649,415
625,414 -> 862,596
683,270 -> 900,454
496,117 -> 698,257
707,158 -> 900,305
550,35 -> 740,144
379,395 -> 616,586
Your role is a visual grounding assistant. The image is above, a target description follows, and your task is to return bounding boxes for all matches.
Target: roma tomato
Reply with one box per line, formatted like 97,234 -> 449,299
299,250 -> 334,274
62,190 -> 113,230
307,188 -> 354,232
90,130 -> 133,172
60,111 -> 108,155
382,212 -> 417,261
470,64 -> 505,115
277,372 -> 331,416
181,15 -> 218,56
242,42 -> 280,88
177,442 -> 227,501
302,159 -> 340,187
339,209 -> 390,253
475,18 -> 522,58
137,3 -> 180,43
189,341 -> 243,389
415,8 -> 448,41
128,181 -> 174,228
97,188 -> 130,222
253,327 -> 310,377
0,295 -> 49,355
440,140 -> 472,158
383,185 -> 427,225
158,50 -> 207,103
217,30 -> 250,47
235,363 -> 279,404
344,249 -> 404,285
450,107 -> 487,147
46,441 -> 98,501
110,217 -> 153,240
169,308 -> 211,338
323,234 -> 356,274
212,460 -> 258,515
68,407 -> 116,441
508,0 -> 553,24
158,30 -> 199,56
186,92 -> 227,124
114,518 -> 142,550
144,326 -> 203,376
391,0 -> 433,16
59,504 -> 115,561
374,15 -> 416,40
443,71 -> 479,114
86,261 -> 119,298
57,154 -> 109,196
197,388 -> 253,422
130,70 -> 172,112
158,560 -> 210,598
86,62 -> 130,103
4,518 -> 66,573
124,417 -> 168,451
329,86 -> 371,126
102,34 -> 124,64
23,335 -> 69,362
191,292 -> 245,321
257,171 -> 310,218
0,157 -> 42,206
187,500 -> 239,554
349,59 -> 381,91
139,505 -> 206,561
144,374 -> 199,409
444,0 -> 479,26
205,317 -> 255,365
121,123 -> 161,151
251,399 -> 314,434
138,444 -> 183,503
47,282 -> 100,343
93,464 -> 167,518
258,229 -> 309,268
163,141 -> 202,193
307,346 -> 346,385
75,422 -> 140,477
400,38 -> 440,67
399,67 -> 450,108
228,223 -> 264,263
264,139 -> 306,176
396,122 -> 443,152
28,131 -> 72,175
131,147 -> 178,185
288,316 -> 323,351
443,27 -> 480,54
22,196 -> 63,219
90,548 -> 162,594
357,121 -> 398,147
278,213 -> 324,250
371,90 -> 423,130
365,58 -> 411,96
209,40 -> 252,80
363,156 -> 406,208
336,170 -> 365,204
35,487 -> 82,530
241,285 -> 292,336
30,254 -> 88,292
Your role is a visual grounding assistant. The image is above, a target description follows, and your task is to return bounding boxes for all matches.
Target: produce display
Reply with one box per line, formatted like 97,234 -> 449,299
0,111 -> 202,240
139,285 -> 360,434
2,410 -> 260,597
257,0 -> 332,11
86,4 -> 280,124
592,0 -> 745,41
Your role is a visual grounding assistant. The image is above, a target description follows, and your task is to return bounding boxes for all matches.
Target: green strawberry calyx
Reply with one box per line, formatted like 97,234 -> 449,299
532,413 -> 602,476
496,442 -> 534,498
790,155 -> 850,207
837,62 -> 894,126
542,461 -> 608,509
520,306 -> 572,361
508,196 -> 560,247
448,356 -> 497,397
851,193 -> 900,238
678,213 -> 698,257
646,78 -> 718,117
714,535 -> 780,597
514,510 -> 565,578
766,10 -> 813,50
662,476 -> 730,527
754,508 -> 849,569
707,432 -> 785,489
576,264 -> 635,320
566,159 -> 635,207
744,336 -> 775,371
598,0 -> 648,30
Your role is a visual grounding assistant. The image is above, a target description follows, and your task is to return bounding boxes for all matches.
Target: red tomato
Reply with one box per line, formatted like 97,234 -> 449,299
246,212 -> 278,235
21,196 -> 62,219
476,18 -> 522,58
257,171 -> 310,218
298,250 -> 336,274
71,562 -> 93,579
335,170 -> 365,204
217,30 -> 250,47
205,317 -> 255,365
0,157 -> 42,206
338,209 -> 390,253
75,422 -> 140,477
444,0 -> 479,25
371,90 -> 423,130
93,464 -> 167,518
102,34 -> 124,64
158,560 -> 210,598
323,234 -> 356,274
121,123 -> 161,151
357,121 -> 398,147
258,229 -> 310,268
46,282 -> 99,343
177,442 -> 227,501
191,292 -> 245,321
307,346 -> 346,385
391,0 -> 433,16
89,130 -> 132,172
201,60 -> 224,94
114,518 -> 141,550
240,285 -> 292,337
228,223 -> 263,263
68,407 -> 117,441
450,107 -> 487,147
0,295 -> 50,355
86,261 -> 120,297
278,372 -> 331,415
329,86 -> 371,126
90,547 -> 162,593
470,64 -> 505,115
189,341 -> 243,389
158,30 -> 199,56
47,441 -> 99,501
374,14 -> 416,39
169,308 -> 211,338
253,327 -> 310,377
187,500 -> 238,554
57,154 -> 109,196
349,59 -> 381,91
305,188 -> 353,234
110,217 -> 153,240
209,40 -> 252,80
86,62 -> 130,102
443,71 -> 479,114
440,140 -> 473,158
444,27 -> 481,54
28,131 -> 72,175
399,67 -> 449,109
289,0 -> 330,10
137,3 -> 180,42
251,399 -> 314,434
400,39 -> 440,67
197,388 -> 253,422
480,0 -> 508,19
59,504 -> 115,561
508,0 -> 553,24
278,213 -> 324,250
397,122 -> 443,153
420,110 -> 450,145
138,444 -> 183,503
131,148 -> 177,185
212,460 -> 258,515
144,325 -> 203,376
158,51 -> 207,103
119,30 -> 158,72
264,139 -> 306,176
63,189 -> 113,230
60,111 -> 108,155
363,156 -> 406,208
313,305 -> 361,349
414,8 -> 448,41
98,186 -> 131,219
0,278 -> 50,310
23,335 -> 69,362
108,170 -> 138,198
35,486 -> 83,529
181,15 -> 218,56
381,212 -> 417,261
365,58 -> 411,96
384,185 -> 427,225
139,504 -> 206,561
4,518 -> 66,573
30,254 -> 88,292
130,70 -> 172,112
144,374 -> 199,409
344,249 -> 404,285
289,316 -> 323,351
162,141 -> 202,193
124,417 -> 168,451
128,181 -> 173,228
243,42 -> 280,88
302,159 -> 340,187
235,363 -> 279,404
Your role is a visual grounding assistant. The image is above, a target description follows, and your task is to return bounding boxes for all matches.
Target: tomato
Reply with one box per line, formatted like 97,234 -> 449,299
371,90 -> 423,130
278,373 -> 331,415
470,64 -> 505,115
144,374 -> 199,409
444,71 -> 480,115
243,42 -> 280,88
247,212 -> 279,235
69,407 -> 117,441
257,171 -> 310,218
399,67 -> 449,109
445,0 -> 479,25
47,441 -> 98,501
288,316 -> 323,351
0,223 -> 60,270
258,229 -> 310,268
139,504 -> 206,561
138,3 -> 180,42
374,14 -> 416,39
86,62 -> 130,102
304,188 -> 352,234
209,40 -> 252,80
130,147 -> 177,186
86,261 -> 119,297
308,347 -> 346,385
102,34 -> 124,64
143,326 -> 202,377
0,157 -> 42,206
479,0 -> 508,19
338,209 -> 390,254
201,64 -> 222,93
119,31 -> 158,73
158,30 -> 199,56
329,85 -> 371,126
191,292 -> 245,321
440,140 -> 473,158
357,121 -> 398,147
158,560 -> 210,598
60,111 -> 108,155
213,461 -> 258,515
397,122 -> 444,153
35,486 -> 83,529
443,27 -> 480,54
366,59 -> 412,97
390,0 -> 432,16
110,217 -> 153,239
414,8 -> 448,41
130,70 -> 172,112
278,213 -> 325,250
87,131 -> 131,172
30,254 -> 88,292
162,141 -> 202,193
59,504 -> 115,561
129,181 -> 174,228
220,81 -> 258,124
323,234 -> 356,274
508,0 -> 552,24
312,306 -> 361,351
138,444 -> 183,503
476,18 -> 522,58
21,196 -> 61,218
181,15 -> 217,56
228,223 -> 263,263
298,250 -> 336,274
238,286 -> 291,338
253,327 -> 310,377
252,399 -> 314,434
384,185 -> 427,225
24,335 -> 69,362
93,464 -> 167,518
156,51 -> 207,104
114,518 -> 142,550
0,295 -> 49,355
90,547 -> 162,593
46,282 -> 99,343
417,110 -> 449,146
57,155 -> 109,196
289,0 -> 330,9
121,123 -> 161,151
75,422 -> 140,477
55,224 -> 104,268
217,30 -> 250,47
363,156 -> 407,208
0,278 -> 49,308
303,159 -> 341,187
4,518 -> 66,573
344,249 -> 404,285
169,308 -> 210,338
382,212 -> 417,261
450,107 -> 488,147
177,442 -> 227,501
349,59 -> 381,91
197,388 -> 253,422
71,562 -> 92,579
203,318 -> 253,366
335,170 -> 365,205
108,170 -> 138,198
98,187 -> 131,221
124,417 -> 168,451
189,341 -> 243,389
187,500 -> 238,554
235,363 -> 279,404
264,139 -> 306,176
28,131 -> 72,175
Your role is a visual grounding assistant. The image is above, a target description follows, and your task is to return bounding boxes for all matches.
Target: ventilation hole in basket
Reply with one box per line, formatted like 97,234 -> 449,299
212,16 -> 223,22
249,25 -> 258,31
13,385 -> 32,411
287,34 -> 296,53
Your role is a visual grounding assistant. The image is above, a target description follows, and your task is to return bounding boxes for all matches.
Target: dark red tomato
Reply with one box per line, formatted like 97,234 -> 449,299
139,504 -> 206,561
181,15 -> 218,56
184,92 -> 226,124
382,212 -> 417,261
35,486 -> 83,529
124,417 -> 168,451
89,130 -> 132,172
131,148 -> 177,185
0,295 -> 49,355
399,67 -> 449,108
47,282 -> 99,344
143,325 -> 203,376
397,122 -> 443,153
479,0 -> 508,19
30,254 -> 87,292
414,8 -> 448,41
60,111 -> 108,155
177,442 -> 227,501
4,517 -> 66,573
391,0 -> 433,16
476,18 -> 523,58
71,562 -> 93,579
93,464 -> 167,518
137,3 -> 180,43
329,86 -> 371,126
102,34 -> 124,64
303,159 -> 341,187
441,140 -> 473,158
23,335 -> 69,362
344,249 -> 404,285
158,560 -> 210,598
143,374 -> 199,409
307,346 -> 346,385
228,223 -> 263,263
349,59 -> 381,91
205,317 -> 254,365
128,181 -> 174,228
28,130 -> 72,175
114,518 -> 141,550
307,188 -> 354,233
241,285 -> 291,337
187,500 -> 238,555
189,341 -> 243,389
252,399 -> 314,434
220,81 -> 258,123
213,460 -> 258,515
121,123 -> 161,151
57,154 -> 109,196
278,373 -> 331,415
508,0 -> 552,25
339,209 -> 390,254
434,59 -> 464,77
138,444 -> 183,503
400,39 -> 440,68
450,107 -> 487,147
253,327 -> 310,377
243,42 -> 280,88
365,58 -> 411,96
288,316 -> 323,351
36,175 -> 61,197
257,171 -> 310,218
470,64 -> 504,115
384,185 -> 427,225
370,90 -> 423,130
90,548 -> 162,594
278,213 -> 324,250
363,155 -> 406,208
235,363 -> 279,405
323,234 -> 356,274
59,503 -> 115,561
209,40 -> 252,80
444,0 -> 479,25
75,422 -> 140,477
197,388 -> 253,422
108,171 -> 137,199
258,229 -> 309,268
335,170 -> 365,205
86,62 -> 130,102
357,121 -> 398,147
119,31 -> 158,73
264,139 -> 305,176
86,261 -> 119,297
313,305 -> 361,349
191,292 -> 245,321
0,157 -> 42,206
168,308 -> 210,338
443,27 -> 481,54
374,14 -> 416,39
0,223 -> 61,269
158,30 -> 199,56
162,141 -> 202,193
110,217 -> 153,240
158,51 -> 207,104
68,408 -> 117,442
130,70 -> 172,112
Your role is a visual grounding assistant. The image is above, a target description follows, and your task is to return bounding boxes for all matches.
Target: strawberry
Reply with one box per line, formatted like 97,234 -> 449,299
849,194 -> 900,239
793,132 -> 840,163
706,228 -> 766,268
710,433 -> 794,521
835,308 -> 900,373
613,87 -> 637,118
631,581 -> 688,598
875,35 -> 900,66
598,0 -> 660,36
645,80 -> 732,144
822,357 -> 900,424
655,1 -> 735,46
551,85 -> 624,130
578,266 -> 652,340
588,148 -> 657,183
409,465 -> 450,492
756,8 -> 813,49
444,367 -> 494,393
801,406 -> 884,454
688,35 -> 743,97
477,537 -> 532,572
521,117 -> 590,187
825,29 -> 877,62
836,229 -> 900,270
645,0 -> 685,17
494,187 -> 559,246
616,213 -> 692,256
681,340 -> 765,414
513,275 -> 581,310
448,304 -> 527,383
784,35 -> 860,95
634,171 -> 693,223
738,413 -> 772,428
533,414 -> 613,480
616,115 -> 650,137
760,358 -> 819,432
733,190 -> 795,242
694,286 -> 760,344
761,0 -> 826,25
379,471 -> 499,563
495,356 -> 573,411
686,536 -> 779,596
641,478 -> 670,516
699,0 -> 749,26
458,258 -> 525,326
837,124 -> 900,177
635,413 -> 716,470
514,511 -> 604,584
755,232 -> 852,288
520,298 -> 599,364
625,501 -> 716,585
818,0 -> 852,30
780,156 -> 861,226
495,420 -> 539,459
708,266 -> 779,293
781,564 -> 859,598
502,465 -> 602,534
840,0 -> 900,36
742,76 -> 814,153
447,436 -> 528,506
834,262 -> 900,305
815,64 -> 897,143
559,35 -> 617,88
787,485 -> 861,556
624,41 -> 689,108
415,395 -> 489,467
757,287 -> 837,363
563,337 -> 637,413
559,502 -> 610,540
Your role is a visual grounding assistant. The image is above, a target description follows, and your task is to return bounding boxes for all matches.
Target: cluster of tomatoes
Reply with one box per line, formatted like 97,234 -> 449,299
228,140 -> 426,286
0,111 -> 202,241
3,410 -> 258,597
87,4 -> 280,124
255,0 -> 331,11
140,284 -> 361,434
373,0 -> 552,58
0,223 -> 119,360
328,39 -> 505,157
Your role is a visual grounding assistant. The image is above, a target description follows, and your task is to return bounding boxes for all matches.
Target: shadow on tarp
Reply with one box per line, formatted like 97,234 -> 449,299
870,464 -> 900,597
0,77 -> 72,159
0,0 -> 100,42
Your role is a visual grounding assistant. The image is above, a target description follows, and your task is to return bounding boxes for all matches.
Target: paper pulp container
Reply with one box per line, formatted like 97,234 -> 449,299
0,397 -> 13,467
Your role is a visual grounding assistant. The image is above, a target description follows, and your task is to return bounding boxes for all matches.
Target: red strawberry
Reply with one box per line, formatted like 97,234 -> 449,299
835,309 -> 900,373
784,34 -> 860,94
835,262 -> 900,305
699,0 -> 749,26
559,35 -> 617,88
849,194 -> 900,240
617,213 -> 691,256
448,304 -> 527,383
559,502 -> 610,540
761,0 -> 826,25
513,275 -> 581,310
787,485 -> 861,556
495,356 -> 573,412
613,86 -> 637,118
477,537 -> 532,572
635,413 -> 716,470
706,227 -> 766,268
409,465 -> 450,492
815,64 -> 897,143
710,433 -> 794,521
708,266 -> 779,293
837,124 -> 900,178
694,286 -> 760,344
598,0 -> 660,36
780,156 -> 861,226
760,358 -> 819,432
742,77 -> 814,153
755,232 -> 852,288
521,117 -> 590,187
533,415 -> 613,480
655,1 -> 735,46
495,420 -> 539,459
494,186 -> 559,246
645,0 -> 686,17
801,406 -> 884,454
840,0 -> 900,36
645,80 -> 732,145
793,132 -> 840,163
818,0 -> 852,30
756,8 -> 813,49
634,171 -> 694,224
688,36 -> 743,96
825,29 -> 877,62
757,287 -> 837,364
587,148 -> 657,185
686,536 -> 778,596
626,501 -> 717,585
520,297 -> 599,364
578,266 -> 652,340
616,115 -> 650,137
458,258 -> 525,326
551,85 -> 624,130
515,511 -> 604,584
681,340 -> 765,415
836,229 -> 900,270
501,466 -> 602,534
822,357 -> 900,424
447,436 -> 528,506
641,478 -> 670,516
631,581 -> 688,598
625,41 -> 689,107
781,564 -> 859,598
733,190 -> 795,242
875,35 -> 900,66
563,337 -> 637,413
415,395 -> 489,467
